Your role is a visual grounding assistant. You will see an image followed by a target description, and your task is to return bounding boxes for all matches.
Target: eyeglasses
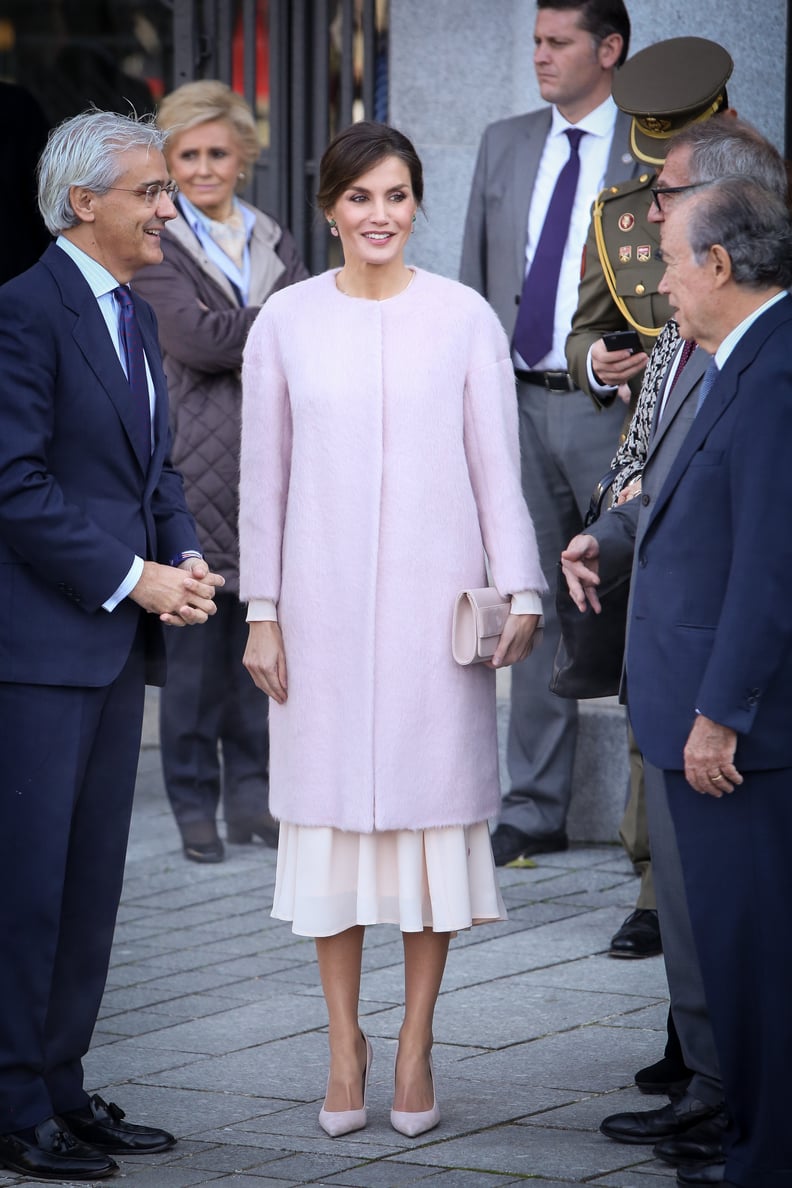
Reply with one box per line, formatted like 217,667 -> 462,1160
107,181 -> 180,204
650,181 -> 709,213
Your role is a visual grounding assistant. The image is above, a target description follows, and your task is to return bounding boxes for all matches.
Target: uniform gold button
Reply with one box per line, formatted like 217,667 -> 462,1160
635,283 -> 646,294
639,173 -> 649,183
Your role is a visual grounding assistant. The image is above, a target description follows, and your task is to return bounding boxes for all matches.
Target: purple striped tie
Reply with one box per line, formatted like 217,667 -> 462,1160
114,286 -> 151,453
513,127 -> 585,367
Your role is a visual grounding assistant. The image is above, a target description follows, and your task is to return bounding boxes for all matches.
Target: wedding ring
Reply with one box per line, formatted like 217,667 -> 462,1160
709,772 -> 724,782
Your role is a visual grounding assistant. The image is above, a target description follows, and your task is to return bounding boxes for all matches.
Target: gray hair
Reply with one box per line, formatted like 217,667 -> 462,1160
670,115 -> 788,202
38,109 -> 168,235
686,175 -> 792,289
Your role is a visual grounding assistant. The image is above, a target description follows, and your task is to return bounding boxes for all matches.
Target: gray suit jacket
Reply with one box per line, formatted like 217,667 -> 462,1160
459,107 -> 637,338
591,341 -> 711,696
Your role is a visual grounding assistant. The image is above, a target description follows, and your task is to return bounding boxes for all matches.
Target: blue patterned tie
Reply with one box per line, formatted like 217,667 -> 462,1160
695,359 -> 719,415
114,286 -> 151,453
513,128 -> 585,366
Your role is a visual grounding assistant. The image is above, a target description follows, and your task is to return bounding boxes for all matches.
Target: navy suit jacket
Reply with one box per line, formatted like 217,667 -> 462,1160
626,293 -> 792,772
0,242 -> 199,687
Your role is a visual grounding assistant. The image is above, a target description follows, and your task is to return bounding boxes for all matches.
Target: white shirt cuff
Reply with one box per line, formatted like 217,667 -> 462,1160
103,555 -> 144,612
586,345 -> 618,396
246,598 -> 278,622
510,590 -> 543,616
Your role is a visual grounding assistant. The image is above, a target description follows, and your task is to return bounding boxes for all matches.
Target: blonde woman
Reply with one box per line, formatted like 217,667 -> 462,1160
134,81 -> 308,863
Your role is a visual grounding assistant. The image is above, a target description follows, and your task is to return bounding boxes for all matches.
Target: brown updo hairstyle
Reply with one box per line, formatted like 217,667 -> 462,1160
316,121 -> 424,214
156,80 -> 260,190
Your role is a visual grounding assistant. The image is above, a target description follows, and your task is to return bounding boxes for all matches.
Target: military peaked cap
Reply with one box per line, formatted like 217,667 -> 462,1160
613,37 -> 734,166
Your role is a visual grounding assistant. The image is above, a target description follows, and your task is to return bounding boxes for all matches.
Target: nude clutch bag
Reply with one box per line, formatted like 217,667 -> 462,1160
452,587 -> 511,665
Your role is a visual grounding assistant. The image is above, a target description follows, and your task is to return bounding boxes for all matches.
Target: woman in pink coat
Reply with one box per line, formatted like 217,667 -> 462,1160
239,122 -> 545,1140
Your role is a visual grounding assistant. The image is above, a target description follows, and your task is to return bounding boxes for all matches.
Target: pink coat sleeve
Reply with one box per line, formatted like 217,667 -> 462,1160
238,307 -> 293,604
462,312 -> 547,598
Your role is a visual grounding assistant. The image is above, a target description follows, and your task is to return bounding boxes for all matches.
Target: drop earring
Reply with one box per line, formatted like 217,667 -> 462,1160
328,218 -> 339,238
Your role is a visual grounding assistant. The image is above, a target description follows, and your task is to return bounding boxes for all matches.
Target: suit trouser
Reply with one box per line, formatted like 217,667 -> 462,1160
0,633 -> 146,1133
643,762 -> 721,1104
160,591 -> 269,835
619,733 -> 655,909
666,766 -> 792,1187
501,380 -> 626,836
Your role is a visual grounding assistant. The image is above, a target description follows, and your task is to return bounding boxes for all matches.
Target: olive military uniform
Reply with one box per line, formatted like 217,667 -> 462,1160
565,36 -> 734,403
566,171 -> 670,403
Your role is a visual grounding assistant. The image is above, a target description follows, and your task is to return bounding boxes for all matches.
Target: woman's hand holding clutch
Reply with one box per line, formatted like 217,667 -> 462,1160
488,613 -> 542,669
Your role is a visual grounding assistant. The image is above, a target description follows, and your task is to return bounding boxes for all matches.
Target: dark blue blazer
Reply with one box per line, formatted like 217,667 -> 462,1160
0,243 -> 199,687
626,293 -> 792,772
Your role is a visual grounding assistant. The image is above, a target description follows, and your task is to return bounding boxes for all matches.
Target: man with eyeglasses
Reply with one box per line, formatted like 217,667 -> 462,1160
562,36 -> 733,982
561,117 -> 789,1185
0,109 -> 224,1181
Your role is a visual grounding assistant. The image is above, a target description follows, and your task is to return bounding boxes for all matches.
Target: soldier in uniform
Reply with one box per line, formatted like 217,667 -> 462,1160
566,37 -> 734,407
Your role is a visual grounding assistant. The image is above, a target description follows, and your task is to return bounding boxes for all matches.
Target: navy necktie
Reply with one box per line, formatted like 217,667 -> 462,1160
114,286 -> 152,453
513,127 -> 585,367
695,359 -> 719,415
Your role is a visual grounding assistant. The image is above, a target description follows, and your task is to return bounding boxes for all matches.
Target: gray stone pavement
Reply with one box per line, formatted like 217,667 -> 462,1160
1,691 -> 677,1188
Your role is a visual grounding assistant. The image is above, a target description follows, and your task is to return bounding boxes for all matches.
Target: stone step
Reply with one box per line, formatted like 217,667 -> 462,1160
497,686 -> 629,845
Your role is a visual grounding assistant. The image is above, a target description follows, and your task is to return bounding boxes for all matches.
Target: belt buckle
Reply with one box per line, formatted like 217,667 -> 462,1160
545,370 -> 573,392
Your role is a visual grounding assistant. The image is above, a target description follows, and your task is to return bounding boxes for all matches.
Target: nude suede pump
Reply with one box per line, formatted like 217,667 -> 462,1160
318,1034 -> 373,1137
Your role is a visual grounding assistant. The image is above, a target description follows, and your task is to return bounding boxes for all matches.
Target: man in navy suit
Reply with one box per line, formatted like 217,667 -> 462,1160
625,177 -> 792,1187
0,110 -> 223,1181
561,119 -> 790,1176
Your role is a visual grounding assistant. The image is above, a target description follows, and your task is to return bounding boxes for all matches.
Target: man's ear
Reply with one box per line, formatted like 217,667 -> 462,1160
598,33 -> 623,70
710,243 -> 733,287
68,185 -> 96,224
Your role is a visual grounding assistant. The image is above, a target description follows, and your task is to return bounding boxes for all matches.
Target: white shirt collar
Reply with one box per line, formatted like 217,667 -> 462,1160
715,290 -> 788,369
550,94 -> 617,141
55,235 -> 123,298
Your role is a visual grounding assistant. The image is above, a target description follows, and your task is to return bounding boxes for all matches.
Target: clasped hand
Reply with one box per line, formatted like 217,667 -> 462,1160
130,558 -> 224,626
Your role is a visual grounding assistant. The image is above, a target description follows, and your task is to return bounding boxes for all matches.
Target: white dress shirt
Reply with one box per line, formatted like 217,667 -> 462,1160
515,95 -> 619,372
55,237 -> 155,610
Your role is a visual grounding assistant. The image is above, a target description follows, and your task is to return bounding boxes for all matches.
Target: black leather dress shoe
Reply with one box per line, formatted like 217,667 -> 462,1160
654,1111 -> 728,1166
676,1161 -> 729,1185
600,1093 -> 725,1144
635,1053 -> 692,1096
609,908 -> 663,958
0,1116 -> 118,1179
61,1095 -> 176,1154
183,838 -> 225,863
490,824 -> 568,866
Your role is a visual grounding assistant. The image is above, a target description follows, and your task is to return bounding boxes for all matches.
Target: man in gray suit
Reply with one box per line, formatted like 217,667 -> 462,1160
460,0 -> 634,865
561,118 -> 788,1180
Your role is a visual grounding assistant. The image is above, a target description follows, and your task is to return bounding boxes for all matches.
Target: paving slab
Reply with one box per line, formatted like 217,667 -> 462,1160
0,691 -> 676,1187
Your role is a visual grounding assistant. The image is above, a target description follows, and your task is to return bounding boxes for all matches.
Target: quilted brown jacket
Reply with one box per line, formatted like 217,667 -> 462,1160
133,200 -> 308,592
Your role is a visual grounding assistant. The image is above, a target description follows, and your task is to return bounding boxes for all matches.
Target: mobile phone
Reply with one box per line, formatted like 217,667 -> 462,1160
602,329 -> 642,354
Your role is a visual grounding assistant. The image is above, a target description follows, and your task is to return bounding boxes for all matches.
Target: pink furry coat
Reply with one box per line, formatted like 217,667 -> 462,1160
239,268 -> 545,832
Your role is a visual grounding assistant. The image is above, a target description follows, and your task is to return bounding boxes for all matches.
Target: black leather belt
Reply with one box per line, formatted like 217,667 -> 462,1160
515,368 -> 576,392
